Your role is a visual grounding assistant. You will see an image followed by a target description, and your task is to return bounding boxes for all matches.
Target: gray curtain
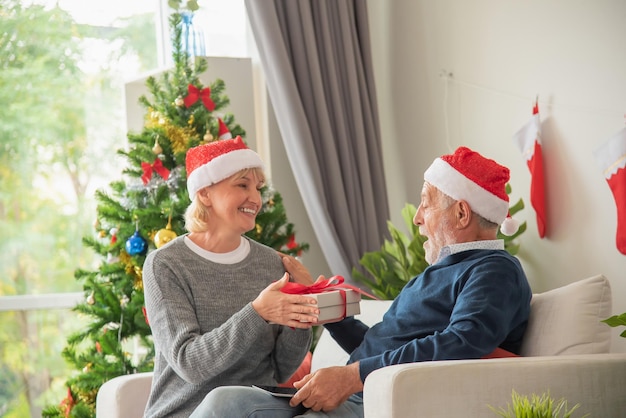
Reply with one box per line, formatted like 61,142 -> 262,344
245,0 -> 389,282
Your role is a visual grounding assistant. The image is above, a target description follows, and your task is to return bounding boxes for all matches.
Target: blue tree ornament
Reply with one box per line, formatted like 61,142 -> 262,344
125,230 -> 147,255
180,11 -> 205,57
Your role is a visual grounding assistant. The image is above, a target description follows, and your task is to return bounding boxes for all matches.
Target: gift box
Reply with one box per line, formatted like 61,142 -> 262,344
304,289 -> 361,324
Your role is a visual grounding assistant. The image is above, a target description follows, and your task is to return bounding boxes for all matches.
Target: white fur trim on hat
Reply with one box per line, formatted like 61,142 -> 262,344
424,158 -> 509,224
187,148 -> 264,198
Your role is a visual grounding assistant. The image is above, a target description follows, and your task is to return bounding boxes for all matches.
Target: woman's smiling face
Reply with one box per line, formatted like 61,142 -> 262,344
201,168 -> 265,236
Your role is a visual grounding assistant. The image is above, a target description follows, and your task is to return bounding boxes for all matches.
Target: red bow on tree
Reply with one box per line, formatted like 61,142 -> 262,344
183,84 -> 215,111
141,158 -> 170,185
286,234 -> 303,256
59,387 -> 75,418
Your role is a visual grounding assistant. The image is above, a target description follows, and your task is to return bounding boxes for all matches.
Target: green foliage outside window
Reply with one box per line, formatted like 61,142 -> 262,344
0,1 -> 155,416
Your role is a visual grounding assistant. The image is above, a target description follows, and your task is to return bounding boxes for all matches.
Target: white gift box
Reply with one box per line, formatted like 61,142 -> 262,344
303,289 -> 361,324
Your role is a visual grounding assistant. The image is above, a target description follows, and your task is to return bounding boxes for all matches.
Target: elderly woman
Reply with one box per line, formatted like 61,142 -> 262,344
142,136 -> 319,418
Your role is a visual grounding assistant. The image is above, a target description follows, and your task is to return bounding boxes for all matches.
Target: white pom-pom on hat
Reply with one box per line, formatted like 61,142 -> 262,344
500,215 -> 520,236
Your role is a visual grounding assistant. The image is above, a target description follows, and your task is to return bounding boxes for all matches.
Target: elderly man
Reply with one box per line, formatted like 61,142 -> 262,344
192,146 -> 532,418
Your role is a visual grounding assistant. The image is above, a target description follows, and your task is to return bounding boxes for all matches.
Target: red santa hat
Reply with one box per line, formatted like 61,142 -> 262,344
217,118 -> 232,140
185,136 -> 264,198
424,146 -> 519,235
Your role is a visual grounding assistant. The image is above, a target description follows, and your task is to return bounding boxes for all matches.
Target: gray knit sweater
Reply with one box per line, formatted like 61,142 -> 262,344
143,236 -> 312,418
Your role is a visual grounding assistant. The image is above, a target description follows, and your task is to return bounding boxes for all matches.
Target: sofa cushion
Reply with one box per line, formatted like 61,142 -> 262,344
482,347 -> 519,359
520,274 -> 612,356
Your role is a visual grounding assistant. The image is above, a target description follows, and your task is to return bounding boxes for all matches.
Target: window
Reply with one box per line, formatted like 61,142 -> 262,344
0,0 -> 247,415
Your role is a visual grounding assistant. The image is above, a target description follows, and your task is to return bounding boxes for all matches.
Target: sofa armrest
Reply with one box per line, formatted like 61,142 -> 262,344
363,353 -> 626,418
96,372 -> 153,418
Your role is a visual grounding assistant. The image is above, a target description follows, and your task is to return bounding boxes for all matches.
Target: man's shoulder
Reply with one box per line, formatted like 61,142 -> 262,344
466,249 -> 524,270
439,250 -> 527,283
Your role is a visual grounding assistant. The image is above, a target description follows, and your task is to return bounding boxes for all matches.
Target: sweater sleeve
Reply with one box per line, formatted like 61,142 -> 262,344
271,326 -> 312,383
323,318 -> 370,354
357,255 -> 530,381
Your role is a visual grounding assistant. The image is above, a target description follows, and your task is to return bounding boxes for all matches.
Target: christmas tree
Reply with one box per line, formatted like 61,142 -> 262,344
43,9 -> 308,418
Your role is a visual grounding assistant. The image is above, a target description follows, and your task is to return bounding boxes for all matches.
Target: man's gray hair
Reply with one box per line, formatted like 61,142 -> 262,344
439,190 -> 498,231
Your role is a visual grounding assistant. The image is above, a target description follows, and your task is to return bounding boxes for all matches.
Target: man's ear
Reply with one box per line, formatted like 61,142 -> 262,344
456,200 -> 472,228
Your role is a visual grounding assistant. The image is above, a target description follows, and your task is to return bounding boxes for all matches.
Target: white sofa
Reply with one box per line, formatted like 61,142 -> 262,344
96,274 -> 626,417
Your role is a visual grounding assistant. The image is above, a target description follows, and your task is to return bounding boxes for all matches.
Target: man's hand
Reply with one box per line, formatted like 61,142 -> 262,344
279,253 -> 318,285
252,273 -> 320,328
289,363 -> 363,412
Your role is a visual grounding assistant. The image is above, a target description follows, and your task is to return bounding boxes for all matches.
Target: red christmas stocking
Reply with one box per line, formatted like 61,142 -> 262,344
513,102 -> 547,238
594,127 -> 626,255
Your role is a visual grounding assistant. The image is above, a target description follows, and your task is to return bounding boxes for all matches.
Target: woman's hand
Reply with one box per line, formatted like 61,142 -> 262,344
252,273 -> 320,328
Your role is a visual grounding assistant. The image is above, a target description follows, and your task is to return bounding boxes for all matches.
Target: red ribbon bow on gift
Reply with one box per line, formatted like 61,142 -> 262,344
281,276 -> 378,322
183,84 -> 215,111
141,158 -> 170,185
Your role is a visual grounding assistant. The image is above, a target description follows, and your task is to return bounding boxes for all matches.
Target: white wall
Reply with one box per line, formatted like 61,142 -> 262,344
368,0 -> 626,351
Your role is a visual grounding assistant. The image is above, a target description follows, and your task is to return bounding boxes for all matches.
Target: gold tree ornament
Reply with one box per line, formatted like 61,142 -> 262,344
154,215 -> 178,248
86,292 -> 95,305
174,96 -> 184,107
152,137 -> 163,155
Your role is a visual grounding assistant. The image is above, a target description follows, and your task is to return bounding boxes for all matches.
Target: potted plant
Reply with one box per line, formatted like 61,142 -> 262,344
602,313 -> 626,337
488,390 -> 588,418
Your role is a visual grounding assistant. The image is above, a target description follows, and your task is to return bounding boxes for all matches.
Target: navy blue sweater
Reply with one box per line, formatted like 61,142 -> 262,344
325,249 -> 532,381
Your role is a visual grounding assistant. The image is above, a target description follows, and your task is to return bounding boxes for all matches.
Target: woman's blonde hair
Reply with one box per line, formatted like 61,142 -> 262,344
184,167 -> 265,233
